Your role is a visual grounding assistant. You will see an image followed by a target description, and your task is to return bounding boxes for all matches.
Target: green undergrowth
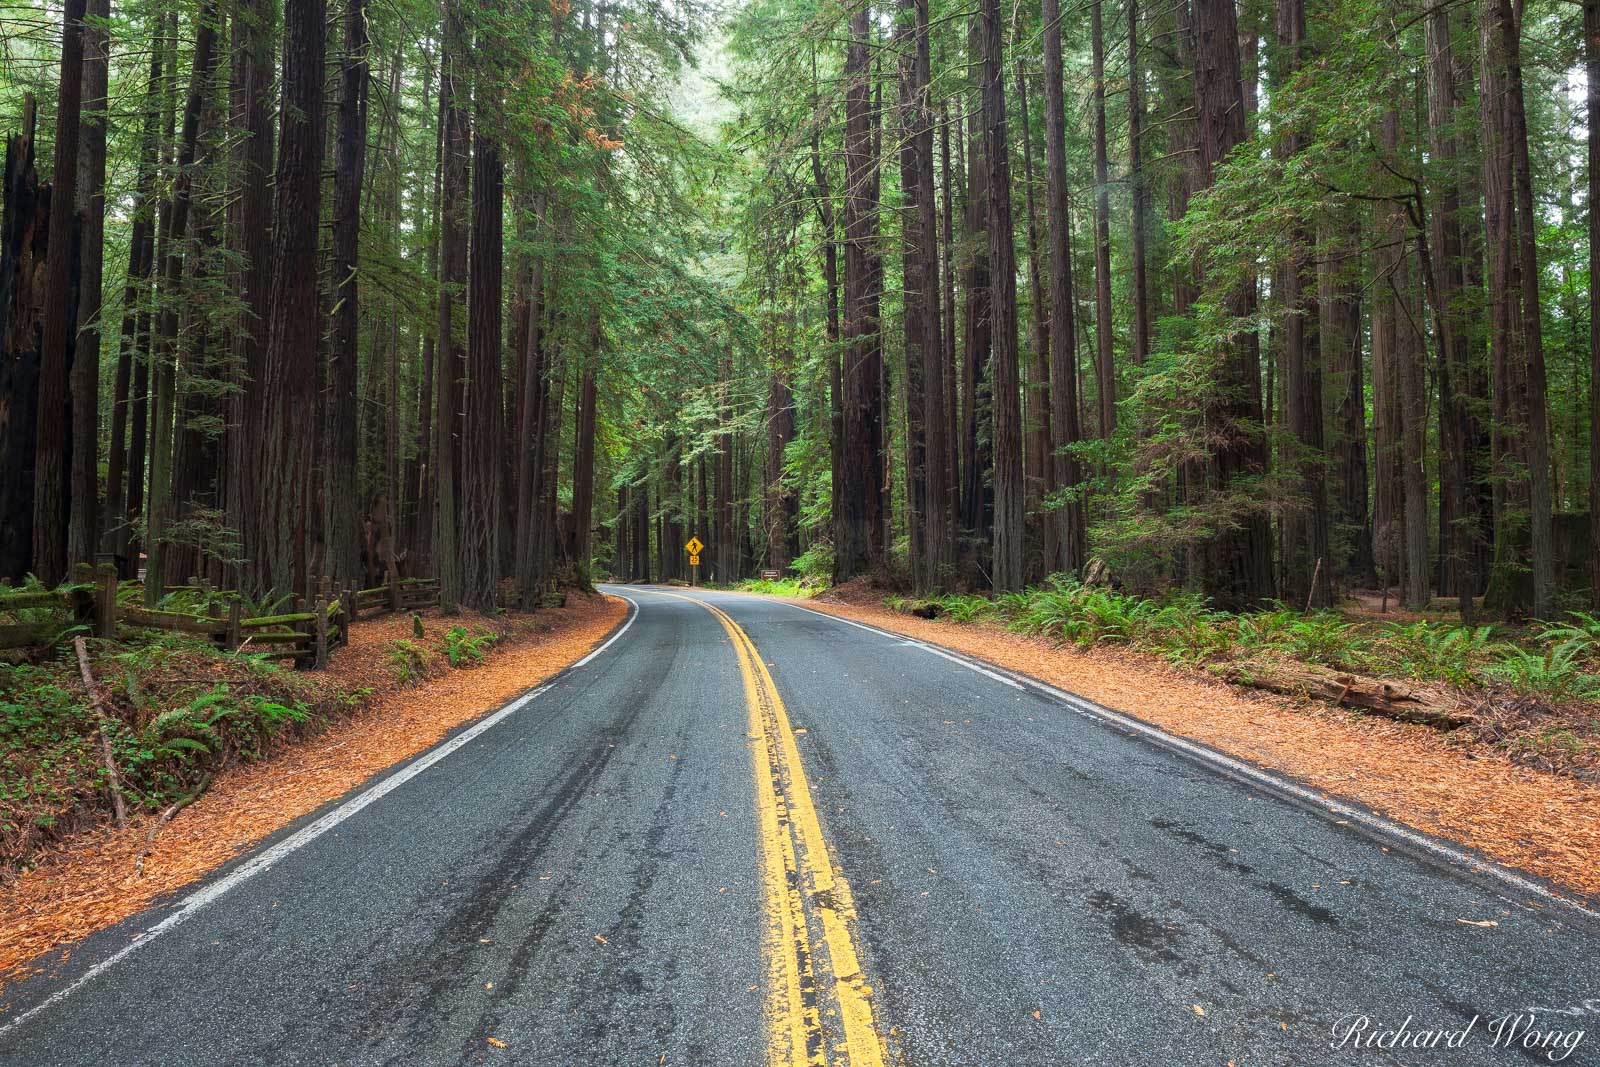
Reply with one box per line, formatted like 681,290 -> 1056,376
0,614 -> 508,877
735,577 -> 817,598
883,577 -> 1600,774
891,578 -> 1600,699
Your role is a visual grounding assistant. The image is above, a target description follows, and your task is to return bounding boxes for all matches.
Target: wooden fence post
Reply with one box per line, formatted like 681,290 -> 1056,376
388,568 -> 401,614
340,585 -> 355,647
93,563 -> 117,639
226,599 -> 242,650
314,597 -> 329,669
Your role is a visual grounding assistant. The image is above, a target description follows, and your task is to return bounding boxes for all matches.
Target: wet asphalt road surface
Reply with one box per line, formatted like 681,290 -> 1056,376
0,585 -> 1595,1066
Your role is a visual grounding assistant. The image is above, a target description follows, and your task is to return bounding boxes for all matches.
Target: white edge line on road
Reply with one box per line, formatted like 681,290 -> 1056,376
749,593 -> 1594,920
0,594 -> 641,1039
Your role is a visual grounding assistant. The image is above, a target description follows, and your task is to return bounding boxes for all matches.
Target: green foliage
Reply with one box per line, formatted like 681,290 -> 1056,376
739,578 -> 812,597
443,626 -> 498,668
931,594 -> 994,624
1485,641 -> 1600,704
1377,622 -> 1495,688
790,543 -> 834,584
385,639 -> 429,685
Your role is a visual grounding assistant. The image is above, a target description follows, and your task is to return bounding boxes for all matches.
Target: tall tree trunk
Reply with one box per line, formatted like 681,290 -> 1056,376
1370,199 -> 1405,598
250,0 -> 323,597
435,0 -> 469,613
69,0 -> 108,565
960,22 -> 993,548
462,103 -> 504,611
718,351 -> 736,582
1587,0 -> 1599,609
939,98 -> 959,533
145,2 -> 220,602
1321,218 -> 1373,584
1089,0 -> 1117,441
1274,0 -> 1331,608
978,0 -> 1024,591
573,350 -> 598,582
104,34 -> 164,565
913,0 -> 952,588
1424,0 -> 1480,619
766,351 -> 796,571
225,0 -> 274,591
835,5 -> 885,582
1499,0 -> 1554,618
1017,62 -> 1053,576
1192,0 -> 1273,609
896,16 -> 927,583
325,0 -> 369,585
1378,109 -> 1431,610
1127,0 -> 1151,367
0,98 -> 44,583
1040,0 -> 1085,572
32,0 -> 88,587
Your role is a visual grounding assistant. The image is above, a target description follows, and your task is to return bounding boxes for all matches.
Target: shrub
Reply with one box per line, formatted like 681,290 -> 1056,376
1485,640 -> 1600,703
385,639 -> 429,685
444,626 -> 498,668
1378,621 -> 1493,687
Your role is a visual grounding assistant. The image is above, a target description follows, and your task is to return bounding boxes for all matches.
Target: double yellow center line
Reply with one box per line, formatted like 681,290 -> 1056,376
651,590 -> 887,1067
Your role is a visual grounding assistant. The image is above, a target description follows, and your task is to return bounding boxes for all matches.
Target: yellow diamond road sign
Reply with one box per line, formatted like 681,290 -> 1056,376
684,536 -> 704,556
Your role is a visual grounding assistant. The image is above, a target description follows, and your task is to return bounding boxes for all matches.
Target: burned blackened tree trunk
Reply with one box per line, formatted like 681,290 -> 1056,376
977,0 -> 1024,591
33,0 -> 88,587
835,5 -> 885,582
1040,0 -> 1085,572
462,99 -> 504,612
326,0 -> 369,585
1,99 -> 45,583
251,0 -> 324,597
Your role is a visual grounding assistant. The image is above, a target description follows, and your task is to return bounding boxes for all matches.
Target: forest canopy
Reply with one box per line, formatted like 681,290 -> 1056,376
0,0 -> 1594,620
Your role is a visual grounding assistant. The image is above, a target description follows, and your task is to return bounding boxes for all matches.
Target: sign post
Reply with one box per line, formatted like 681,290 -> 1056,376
684,536 -> 704,586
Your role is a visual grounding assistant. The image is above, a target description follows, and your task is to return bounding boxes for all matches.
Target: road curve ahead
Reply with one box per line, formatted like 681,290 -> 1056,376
1,585 -> 1594,1066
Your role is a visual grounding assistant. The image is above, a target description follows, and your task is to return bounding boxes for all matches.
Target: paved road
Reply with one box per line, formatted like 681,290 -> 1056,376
1,586 -> 1595,1066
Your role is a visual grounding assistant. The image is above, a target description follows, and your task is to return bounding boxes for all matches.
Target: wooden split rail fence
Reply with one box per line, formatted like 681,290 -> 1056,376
0,564 -> 441,669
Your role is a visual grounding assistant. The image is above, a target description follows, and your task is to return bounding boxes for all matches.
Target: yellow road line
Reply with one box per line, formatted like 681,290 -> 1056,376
649,589 -> 887,1067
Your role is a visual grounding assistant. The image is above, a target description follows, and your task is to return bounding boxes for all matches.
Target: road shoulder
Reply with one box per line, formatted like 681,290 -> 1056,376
0,593 -> 629,998
770,593 -> 1600,905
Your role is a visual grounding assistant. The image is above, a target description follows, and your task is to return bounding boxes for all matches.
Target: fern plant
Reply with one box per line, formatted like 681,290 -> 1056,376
1486,640 -> 1600,703
444,626 -> 498,668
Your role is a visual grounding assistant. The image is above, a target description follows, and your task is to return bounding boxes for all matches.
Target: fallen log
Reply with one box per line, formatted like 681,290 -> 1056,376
1220,658 -> 1475,729
74,637 -> 129,830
